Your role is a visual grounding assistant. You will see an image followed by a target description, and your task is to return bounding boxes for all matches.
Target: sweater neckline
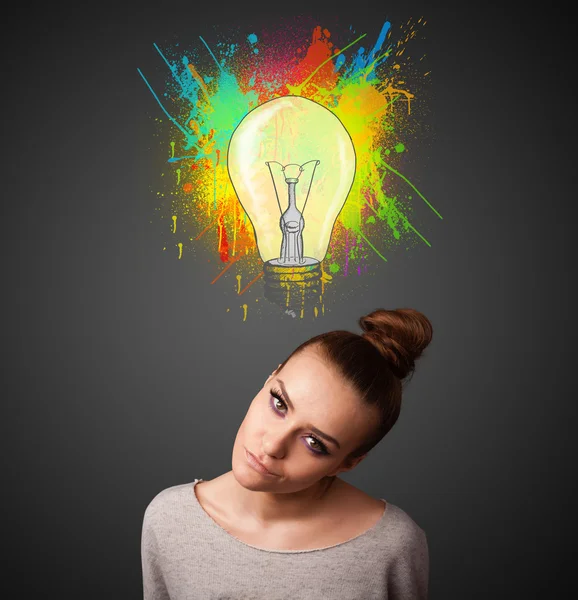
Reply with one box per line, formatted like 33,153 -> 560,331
191,478 -> 389,554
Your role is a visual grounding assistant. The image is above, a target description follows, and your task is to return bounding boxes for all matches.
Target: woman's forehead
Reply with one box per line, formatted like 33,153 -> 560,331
280,354 -> 358,405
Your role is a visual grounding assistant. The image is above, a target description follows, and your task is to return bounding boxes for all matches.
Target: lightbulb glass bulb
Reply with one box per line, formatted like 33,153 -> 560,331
227,96 -> 356,264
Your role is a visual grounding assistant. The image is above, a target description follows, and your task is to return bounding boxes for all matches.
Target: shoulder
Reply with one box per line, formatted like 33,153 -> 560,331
383,503 -> 428,552
381,504 -> 429,599
143,480 -> 200,526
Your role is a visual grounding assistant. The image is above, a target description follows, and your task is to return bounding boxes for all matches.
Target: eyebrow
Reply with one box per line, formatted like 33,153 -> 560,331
275,378 -> 341,450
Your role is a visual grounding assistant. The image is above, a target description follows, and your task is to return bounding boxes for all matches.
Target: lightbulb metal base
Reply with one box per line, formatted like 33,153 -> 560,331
263,258 -> 322,312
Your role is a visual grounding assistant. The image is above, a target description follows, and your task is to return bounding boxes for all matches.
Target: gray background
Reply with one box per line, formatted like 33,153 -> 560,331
4,0 -> 575,598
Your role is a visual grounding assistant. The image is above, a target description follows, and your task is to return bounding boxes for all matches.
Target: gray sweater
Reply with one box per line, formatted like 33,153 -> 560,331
141,479 -> 429,599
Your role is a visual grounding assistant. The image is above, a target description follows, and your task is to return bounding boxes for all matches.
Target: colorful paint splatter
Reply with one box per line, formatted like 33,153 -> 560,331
138,17 -> 442,320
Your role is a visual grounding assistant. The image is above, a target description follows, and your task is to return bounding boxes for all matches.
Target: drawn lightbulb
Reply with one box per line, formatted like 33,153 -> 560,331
227,95 -> 356,311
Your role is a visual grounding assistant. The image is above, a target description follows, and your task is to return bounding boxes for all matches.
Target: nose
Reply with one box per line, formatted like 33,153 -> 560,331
261,425 -> 288,459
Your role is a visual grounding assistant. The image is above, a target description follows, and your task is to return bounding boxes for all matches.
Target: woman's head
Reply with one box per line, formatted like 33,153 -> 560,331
232,308 -> 433,494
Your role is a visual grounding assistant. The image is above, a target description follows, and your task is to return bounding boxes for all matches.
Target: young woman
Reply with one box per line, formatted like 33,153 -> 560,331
142,307 -> 433,599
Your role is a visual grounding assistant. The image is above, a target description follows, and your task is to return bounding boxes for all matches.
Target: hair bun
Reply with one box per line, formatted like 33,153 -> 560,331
359,308 -> 433,380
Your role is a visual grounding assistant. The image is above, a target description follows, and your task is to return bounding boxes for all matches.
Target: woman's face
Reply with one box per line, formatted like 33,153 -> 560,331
231,346 -> 376,493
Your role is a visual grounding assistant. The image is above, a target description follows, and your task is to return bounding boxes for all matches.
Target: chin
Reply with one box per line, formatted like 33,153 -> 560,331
234,473 -> 267,492
232,461 -> 269,491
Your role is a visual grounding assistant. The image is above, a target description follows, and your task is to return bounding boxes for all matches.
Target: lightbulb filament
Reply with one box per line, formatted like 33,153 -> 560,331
264,159 -> 321,265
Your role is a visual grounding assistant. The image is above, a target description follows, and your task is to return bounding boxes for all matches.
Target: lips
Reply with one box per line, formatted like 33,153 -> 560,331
245,449 -> 279,476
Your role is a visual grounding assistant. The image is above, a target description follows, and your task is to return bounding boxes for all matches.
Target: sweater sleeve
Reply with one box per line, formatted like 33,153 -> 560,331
388,526 -> 429,600
141,505 -> 171,600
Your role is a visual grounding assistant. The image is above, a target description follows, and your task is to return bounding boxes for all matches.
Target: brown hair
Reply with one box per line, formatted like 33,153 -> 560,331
277,308 -> 433,462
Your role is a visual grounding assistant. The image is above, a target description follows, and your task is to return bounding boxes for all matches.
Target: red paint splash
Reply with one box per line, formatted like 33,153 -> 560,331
288,27 -> 339,94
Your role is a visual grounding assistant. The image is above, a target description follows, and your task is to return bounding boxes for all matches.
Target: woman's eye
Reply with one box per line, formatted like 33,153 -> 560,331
307,438 -> 323,451
273,397 -> 286,412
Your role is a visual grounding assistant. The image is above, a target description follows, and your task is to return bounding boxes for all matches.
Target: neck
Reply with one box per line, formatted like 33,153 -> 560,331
226,471 -> 339,528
